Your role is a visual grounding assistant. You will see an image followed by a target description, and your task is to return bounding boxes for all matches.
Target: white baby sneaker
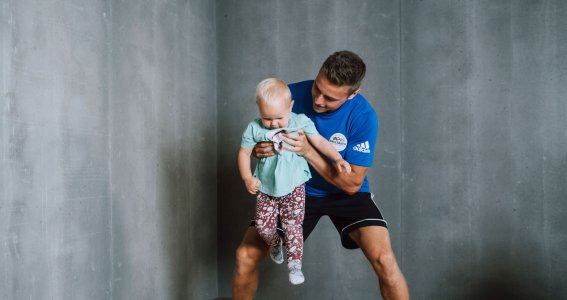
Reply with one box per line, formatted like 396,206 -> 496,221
288,260 -> 305,285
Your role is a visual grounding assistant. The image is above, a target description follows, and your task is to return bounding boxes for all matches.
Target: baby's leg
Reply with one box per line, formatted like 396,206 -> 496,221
279,185 -> 305,263
255,192 -> 280,248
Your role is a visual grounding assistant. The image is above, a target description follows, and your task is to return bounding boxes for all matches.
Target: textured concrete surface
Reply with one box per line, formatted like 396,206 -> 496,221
401,1 -> 567,299
217,0 -> 567,299
216,1 -> 402,298
109,1 -> 217,299
2,0 -> 217,299
1,1 -> 112,299
2,0 -> 567,299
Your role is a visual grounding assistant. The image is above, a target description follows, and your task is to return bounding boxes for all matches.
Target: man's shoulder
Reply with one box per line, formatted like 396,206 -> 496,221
288,80 -> 313,95
338,95 -> 378,135
289,80 -> 314,114
350,94 -> 378,118
289,80 -> 313,88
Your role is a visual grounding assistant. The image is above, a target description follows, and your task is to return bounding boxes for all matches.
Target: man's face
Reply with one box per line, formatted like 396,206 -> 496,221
311,72 -> 359,113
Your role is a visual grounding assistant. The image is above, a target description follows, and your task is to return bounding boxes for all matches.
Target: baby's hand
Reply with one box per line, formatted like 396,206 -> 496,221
244,177 -> 262,194
334,158 -> 352,174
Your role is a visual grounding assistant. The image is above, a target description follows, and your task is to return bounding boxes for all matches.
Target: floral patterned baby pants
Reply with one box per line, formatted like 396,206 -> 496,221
255,184 -> 305,263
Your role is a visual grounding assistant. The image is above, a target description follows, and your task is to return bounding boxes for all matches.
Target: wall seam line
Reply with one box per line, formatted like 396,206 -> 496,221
105,0 -> 114,298
398,0 -> 405,270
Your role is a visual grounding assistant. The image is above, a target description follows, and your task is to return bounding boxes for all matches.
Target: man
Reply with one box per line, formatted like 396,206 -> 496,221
232,51 -> 409,300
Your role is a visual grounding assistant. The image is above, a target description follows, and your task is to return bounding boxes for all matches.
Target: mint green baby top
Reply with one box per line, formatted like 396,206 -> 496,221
240,112 -> 319,197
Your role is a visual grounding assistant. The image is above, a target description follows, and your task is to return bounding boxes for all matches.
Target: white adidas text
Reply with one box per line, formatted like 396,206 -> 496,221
353,141 -> 370,153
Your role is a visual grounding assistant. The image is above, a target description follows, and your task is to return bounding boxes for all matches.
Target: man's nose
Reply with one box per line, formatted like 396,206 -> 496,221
314,94 -> 324,106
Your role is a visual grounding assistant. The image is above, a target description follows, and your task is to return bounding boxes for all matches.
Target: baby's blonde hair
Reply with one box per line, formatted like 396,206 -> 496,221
255,78 -> 292,106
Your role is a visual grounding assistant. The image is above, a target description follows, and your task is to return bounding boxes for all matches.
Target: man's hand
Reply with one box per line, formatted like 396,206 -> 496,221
253,141 -> 275,158
282,130 -> 313,157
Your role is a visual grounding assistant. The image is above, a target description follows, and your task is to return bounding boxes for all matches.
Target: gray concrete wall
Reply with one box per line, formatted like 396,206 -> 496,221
1,1 -> 112,298
401,1 -> 567,299
217,0 -> 567,299
2,1 -> 217,299
216,1 -> 402,298
109,1 -> 217,299
3,1 -> 566,299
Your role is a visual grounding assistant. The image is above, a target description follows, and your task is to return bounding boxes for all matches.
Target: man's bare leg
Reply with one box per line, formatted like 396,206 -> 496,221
349,226 -> 410,300
232,226 -> 269,300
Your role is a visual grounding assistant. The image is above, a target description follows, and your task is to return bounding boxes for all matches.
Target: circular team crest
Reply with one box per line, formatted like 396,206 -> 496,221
329,133 -> 347,151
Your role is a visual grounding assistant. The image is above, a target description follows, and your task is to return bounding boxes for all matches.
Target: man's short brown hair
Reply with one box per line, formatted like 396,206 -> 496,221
320,50 -> 366,94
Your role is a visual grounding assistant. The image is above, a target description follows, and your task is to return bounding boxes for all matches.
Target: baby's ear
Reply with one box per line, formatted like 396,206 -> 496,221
289,99 -> 295,111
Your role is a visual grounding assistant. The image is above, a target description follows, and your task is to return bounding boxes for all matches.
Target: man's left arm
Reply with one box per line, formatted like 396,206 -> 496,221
283,130 -> 367,194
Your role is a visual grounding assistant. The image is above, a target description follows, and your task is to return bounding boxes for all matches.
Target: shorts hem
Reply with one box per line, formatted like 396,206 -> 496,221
340,219 -> 388,249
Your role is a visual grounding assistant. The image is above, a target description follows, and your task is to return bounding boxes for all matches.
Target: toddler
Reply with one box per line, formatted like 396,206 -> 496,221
238,78 -> 351,285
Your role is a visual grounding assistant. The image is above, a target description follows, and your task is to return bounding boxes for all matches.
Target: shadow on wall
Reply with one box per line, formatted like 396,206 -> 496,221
216,148 -> 258,294
426,234 -> 547,300
463,154 -> 565,300
434,150 -> 567,299
158,144 -> 191,299
472,251 -> 542,300
441,219 -> 548,298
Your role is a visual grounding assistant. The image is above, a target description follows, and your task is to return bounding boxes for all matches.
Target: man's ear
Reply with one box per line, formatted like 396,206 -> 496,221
347,89 -> 360,100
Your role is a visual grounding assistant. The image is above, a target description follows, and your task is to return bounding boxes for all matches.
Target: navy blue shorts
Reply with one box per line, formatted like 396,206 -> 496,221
251,192 -> 387,249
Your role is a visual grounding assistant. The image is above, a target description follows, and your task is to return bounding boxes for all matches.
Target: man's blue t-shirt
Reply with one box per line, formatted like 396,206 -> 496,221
289,80 -> 379,197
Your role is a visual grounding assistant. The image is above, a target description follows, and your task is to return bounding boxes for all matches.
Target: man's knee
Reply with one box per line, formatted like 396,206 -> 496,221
235,243 -> 264,272
371,252 -> 400,281
235,245 -> 253,266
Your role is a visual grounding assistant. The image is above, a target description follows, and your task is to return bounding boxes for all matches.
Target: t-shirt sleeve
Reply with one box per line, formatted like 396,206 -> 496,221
240,121 -> 258,149
296,114 -> 319,137
344,109 -> 378,167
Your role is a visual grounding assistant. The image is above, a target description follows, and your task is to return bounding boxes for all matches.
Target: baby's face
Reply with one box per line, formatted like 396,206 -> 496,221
257,99 -> 292,129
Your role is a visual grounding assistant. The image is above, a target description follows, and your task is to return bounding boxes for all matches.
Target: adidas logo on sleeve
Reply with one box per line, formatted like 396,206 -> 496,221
353,141 -> 371,153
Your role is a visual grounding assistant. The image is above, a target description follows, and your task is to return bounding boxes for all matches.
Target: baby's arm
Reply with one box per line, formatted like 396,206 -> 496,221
306,134 -> 352,174
238,147 -> 262,194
